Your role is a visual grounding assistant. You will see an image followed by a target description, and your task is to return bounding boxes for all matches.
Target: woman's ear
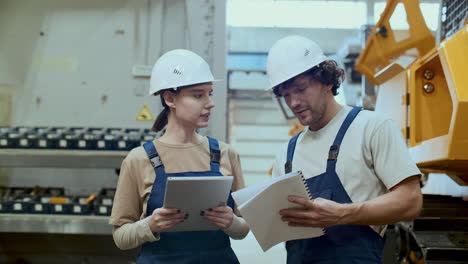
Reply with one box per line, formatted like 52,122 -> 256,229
162,91 -> 176,109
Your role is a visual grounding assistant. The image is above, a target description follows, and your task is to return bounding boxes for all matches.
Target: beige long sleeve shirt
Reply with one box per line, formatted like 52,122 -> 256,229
110,136 -> 249,249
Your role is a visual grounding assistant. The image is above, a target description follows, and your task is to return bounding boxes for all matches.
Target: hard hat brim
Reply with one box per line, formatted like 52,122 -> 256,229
151,79 -> 224,96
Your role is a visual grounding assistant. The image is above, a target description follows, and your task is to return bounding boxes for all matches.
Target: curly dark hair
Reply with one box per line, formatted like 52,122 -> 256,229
273,60 -> 345,97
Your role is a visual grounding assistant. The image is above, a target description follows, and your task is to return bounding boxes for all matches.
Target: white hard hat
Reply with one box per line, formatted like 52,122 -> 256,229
266,35 -> 327,90
149,49 -> 217,95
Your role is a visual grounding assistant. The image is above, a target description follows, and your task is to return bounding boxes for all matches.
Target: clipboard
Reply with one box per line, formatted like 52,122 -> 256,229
162,176 -> 234,232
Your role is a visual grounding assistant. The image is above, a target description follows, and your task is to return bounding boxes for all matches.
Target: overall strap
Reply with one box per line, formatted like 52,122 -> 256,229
327,107 -> 362,163
285,131 -> 303,174
143,141 -> 164,169
207,136 -> 221,172
142,141 -> 167,215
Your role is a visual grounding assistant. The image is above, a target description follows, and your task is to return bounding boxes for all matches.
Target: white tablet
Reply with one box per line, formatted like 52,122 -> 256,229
162,176 -> 234,232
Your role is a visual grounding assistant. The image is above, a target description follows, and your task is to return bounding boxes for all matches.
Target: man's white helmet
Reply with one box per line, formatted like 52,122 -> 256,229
149,49 -> 216,95
266,35 -> 327,90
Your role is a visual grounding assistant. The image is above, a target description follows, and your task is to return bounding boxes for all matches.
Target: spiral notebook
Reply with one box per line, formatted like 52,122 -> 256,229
232,171 -> 324,251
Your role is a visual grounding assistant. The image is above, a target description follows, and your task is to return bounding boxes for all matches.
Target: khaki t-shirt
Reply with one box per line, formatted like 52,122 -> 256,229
110,136 -> 244,227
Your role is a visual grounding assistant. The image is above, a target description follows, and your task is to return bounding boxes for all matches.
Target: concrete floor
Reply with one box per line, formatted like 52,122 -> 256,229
231,232 -> 287,263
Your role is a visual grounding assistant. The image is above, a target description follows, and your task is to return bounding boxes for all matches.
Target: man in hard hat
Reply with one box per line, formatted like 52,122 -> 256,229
267,35 -> 422,263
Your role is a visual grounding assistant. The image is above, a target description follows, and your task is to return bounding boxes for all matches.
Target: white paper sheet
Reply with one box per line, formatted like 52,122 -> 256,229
232,171 -> 324,251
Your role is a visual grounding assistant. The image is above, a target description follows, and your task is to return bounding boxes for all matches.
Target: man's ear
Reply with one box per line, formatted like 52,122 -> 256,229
162,91 -> 176,109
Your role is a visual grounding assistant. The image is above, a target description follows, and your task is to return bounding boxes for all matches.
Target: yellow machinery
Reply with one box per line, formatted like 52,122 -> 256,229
408,28 -> 468,185
355,0 -> 435,86
356,0 -> 468,186
356,0 -> 468,263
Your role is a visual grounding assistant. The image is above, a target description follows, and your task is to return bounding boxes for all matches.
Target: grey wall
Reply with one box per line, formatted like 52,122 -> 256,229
1,0 -> 225,136
0,0 -> 226,190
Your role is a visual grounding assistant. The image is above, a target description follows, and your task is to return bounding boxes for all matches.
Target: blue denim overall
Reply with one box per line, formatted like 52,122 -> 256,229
136,137 -> 239,264
285,107 -> 385,264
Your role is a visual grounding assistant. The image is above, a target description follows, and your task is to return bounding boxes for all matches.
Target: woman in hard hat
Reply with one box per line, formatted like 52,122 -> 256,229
110,49 -> 249,263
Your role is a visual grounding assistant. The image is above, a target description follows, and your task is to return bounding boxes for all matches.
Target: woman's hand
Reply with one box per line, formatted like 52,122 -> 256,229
148,208 -> 187,233
202,206 -> 234,229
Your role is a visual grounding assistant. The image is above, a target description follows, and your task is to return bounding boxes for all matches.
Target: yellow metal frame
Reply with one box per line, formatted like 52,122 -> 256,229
408,26 -> 468,185
409,49 -> 453,147
355,0 -> 435,85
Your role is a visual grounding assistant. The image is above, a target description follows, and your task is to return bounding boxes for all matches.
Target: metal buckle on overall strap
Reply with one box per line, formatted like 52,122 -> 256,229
328,145 -> 340,161
210,148 -> 220,163
148,153 -> 163,168
284,160 -> 292,174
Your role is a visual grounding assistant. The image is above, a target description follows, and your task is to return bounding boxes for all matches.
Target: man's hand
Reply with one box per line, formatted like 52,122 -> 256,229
202,206 -> 234,229
279,195 -> 347,228
148,208 -> 187,233
280,176 -> 422,227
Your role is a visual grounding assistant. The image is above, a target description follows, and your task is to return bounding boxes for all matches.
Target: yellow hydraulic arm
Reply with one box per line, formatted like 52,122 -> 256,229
355,0 -> 435,85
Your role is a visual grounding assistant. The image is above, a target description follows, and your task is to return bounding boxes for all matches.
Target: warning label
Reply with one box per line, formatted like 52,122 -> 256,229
136,104 -> 154,121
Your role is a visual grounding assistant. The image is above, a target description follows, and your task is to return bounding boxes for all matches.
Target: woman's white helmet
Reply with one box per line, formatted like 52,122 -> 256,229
149,49 -> 216,95
266,35 -> 327,90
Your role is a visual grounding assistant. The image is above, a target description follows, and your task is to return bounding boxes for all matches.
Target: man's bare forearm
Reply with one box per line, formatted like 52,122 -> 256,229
341,175 -> 422,226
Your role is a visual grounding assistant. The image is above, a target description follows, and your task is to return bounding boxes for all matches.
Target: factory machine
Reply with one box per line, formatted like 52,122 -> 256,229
355,0 -> 468,263
0,1 -> 227,263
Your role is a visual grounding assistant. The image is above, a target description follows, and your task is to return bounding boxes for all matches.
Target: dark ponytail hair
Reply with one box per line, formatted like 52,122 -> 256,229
152,90 -> 177,132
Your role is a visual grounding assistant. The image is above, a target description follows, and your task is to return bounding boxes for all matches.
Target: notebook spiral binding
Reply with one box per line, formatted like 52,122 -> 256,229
298,171 -> 326,234
298,171 -> 312,199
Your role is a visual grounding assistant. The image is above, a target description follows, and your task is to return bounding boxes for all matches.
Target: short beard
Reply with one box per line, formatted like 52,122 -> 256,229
309,105 -> 325,126
307,90 -> 328,129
